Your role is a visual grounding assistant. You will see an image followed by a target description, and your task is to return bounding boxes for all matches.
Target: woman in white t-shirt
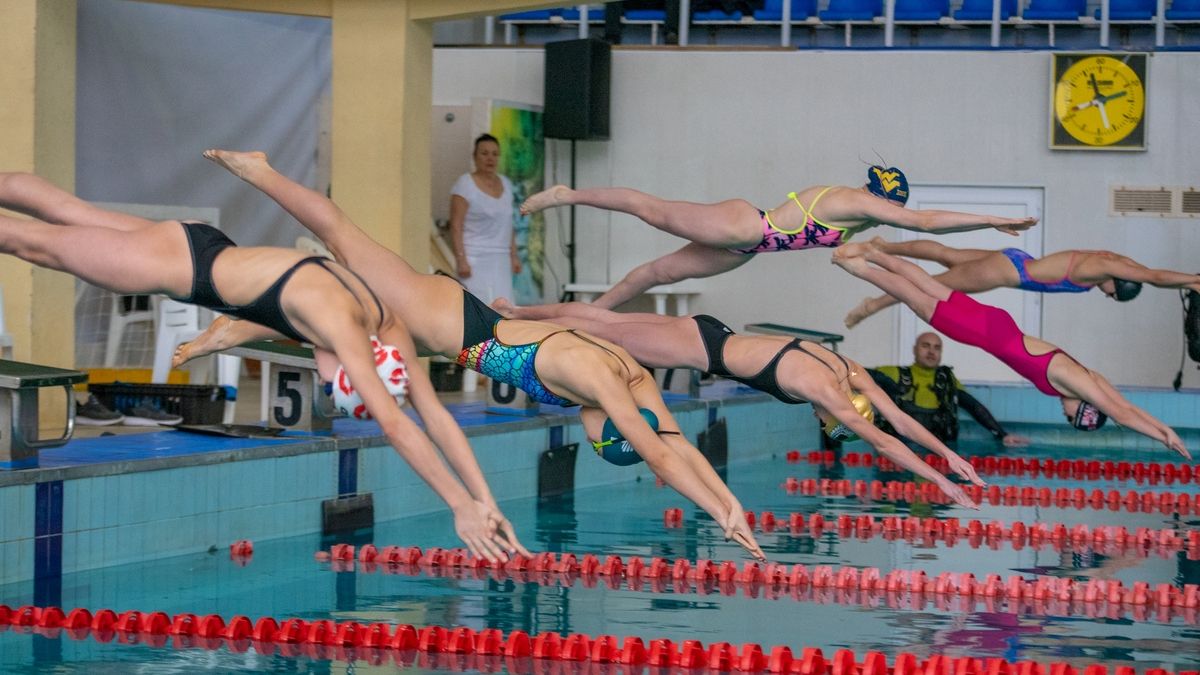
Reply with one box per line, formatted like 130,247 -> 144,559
448,134 -> 521,305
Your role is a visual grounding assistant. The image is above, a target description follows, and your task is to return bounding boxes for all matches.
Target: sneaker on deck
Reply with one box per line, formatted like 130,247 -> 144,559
76,395 -> 125,426
123,405 -> 184,427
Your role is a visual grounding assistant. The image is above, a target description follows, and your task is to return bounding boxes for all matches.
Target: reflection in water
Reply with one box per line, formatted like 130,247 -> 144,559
1,443 -> 1197,673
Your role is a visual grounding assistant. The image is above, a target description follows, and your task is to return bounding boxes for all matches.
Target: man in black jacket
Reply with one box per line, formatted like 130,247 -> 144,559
869,332 -> 1030,447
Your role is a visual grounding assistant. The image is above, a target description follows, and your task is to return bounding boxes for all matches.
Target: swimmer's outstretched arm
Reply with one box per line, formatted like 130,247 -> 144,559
586,384 -> 766,560
849,370 -> 985,487
1091,256 -> 1200,293
810,388 -> 979,509
390,328 -> 532,558
839,191 -> 1038,236
1056,367 -> 1190,459
322,325 -> 518,562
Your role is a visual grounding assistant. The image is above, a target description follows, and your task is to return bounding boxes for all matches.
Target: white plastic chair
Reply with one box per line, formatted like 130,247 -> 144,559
151,298 -> 241,424
103,294 -> 157,366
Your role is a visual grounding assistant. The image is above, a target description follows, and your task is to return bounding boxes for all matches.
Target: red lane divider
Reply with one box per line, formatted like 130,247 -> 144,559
786,449 -> 1200,487
780,477 -> 1200,515
664,509 -> 1200,557
309,545 -> 1200,626
0,604 -> 1189,675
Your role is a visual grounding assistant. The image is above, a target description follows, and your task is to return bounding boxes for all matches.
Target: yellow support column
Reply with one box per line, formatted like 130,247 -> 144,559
330,0 -> 432,271
0,0 -> 77,370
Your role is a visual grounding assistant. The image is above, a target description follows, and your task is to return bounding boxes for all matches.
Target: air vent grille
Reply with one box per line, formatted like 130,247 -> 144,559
1182,189 -> 1200,215
1112,188 -> 1172,214
1110,186 -> 1200,218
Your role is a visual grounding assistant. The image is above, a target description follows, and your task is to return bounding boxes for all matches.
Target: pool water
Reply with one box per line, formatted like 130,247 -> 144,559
1,443 -> 1198,673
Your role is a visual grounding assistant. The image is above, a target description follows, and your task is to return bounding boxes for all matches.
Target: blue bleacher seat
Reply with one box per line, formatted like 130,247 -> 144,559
693,9 -> 744,21
754,0 -> 819,20
626,8 -> 667,21
499,9 -> 560,21
1167,0 -> 1200,18
894,0 -> 951,20
561,6 -> 602,21
1022,0 -> 1086,20
953,0 -> 1017,19
1094,0 -> 1156,19
820,0 -> 884,21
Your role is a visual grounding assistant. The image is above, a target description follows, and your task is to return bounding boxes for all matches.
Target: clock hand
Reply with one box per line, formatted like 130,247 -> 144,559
1100,90 -> 1128,104
1089,72 -> 1102,99
1073,99 -> 1096,112
1098,103 -> 1111,129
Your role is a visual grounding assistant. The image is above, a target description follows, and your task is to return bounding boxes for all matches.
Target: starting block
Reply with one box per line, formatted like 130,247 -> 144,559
1,359 -> 88,469
225,341 -> 334,431
486,377 -> 541,416
743,323 -> 844,352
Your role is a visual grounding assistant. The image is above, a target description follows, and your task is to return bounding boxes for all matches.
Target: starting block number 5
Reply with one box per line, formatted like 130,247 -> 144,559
270,365 -> 333,431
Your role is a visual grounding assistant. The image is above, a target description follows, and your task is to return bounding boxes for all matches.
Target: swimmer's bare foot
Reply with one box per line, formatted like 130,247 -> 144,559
520,185 -> 572,216
490,297 -> 520,319
203,149 -> 269,181
832,250 -> 871,277
844,298 -> 874,329
172,315 -> 236,368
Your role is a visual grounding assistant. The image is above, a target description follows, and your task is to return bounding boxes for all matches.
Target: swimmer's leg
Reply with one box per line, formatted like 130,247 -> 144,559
845,260 -> 1004,328
173,315 -> 287,367
0,212 -> 192,296
874,239 -> 994,268
596,242 -> 751,309
0,172 -> 158,232
523,185 -> 761,248
203,150 -> 377,268
833,246 -> 941,323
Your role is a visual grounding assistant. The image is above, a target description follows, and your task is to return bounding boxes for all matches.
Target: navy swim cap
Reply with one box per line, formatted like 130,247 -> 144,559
591,408 -> 658,466
867,166 -> 909,205
1072,401 -> 1108,431
1112,277 -> 1142,302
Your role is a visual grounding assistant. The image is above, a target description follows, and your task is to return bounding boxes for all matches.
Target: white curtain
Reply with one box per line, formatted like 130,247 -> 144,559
75,0 -> 331,367
77,0 -> 331,247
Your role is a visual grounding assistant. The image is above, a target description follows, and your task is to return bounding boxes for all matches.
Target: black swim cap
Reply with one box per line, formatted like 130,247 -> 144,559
1072,402 -> 1108,431
1112,278 -> 1142,302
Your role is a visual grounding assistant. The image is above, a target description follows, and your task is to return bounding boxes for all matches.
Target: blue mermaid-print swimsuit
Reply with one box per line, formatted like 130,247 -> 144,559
456,291 -> 577,407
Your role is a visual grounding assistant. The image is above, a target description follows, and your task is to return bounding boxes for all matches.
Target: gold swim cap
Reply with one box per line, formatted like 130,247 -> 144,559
823,394 -> 875,441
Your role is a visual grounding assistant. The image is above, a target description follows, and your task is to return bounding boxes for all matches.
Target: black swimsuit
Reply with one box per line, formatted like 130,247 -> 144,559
692,314 -> 852,405
178,221 -> 383,343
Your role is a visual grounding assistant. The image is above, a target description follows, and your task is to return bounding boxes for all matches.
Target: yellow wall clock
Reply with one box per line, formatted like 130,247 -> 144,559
1051,53 -> 1147,151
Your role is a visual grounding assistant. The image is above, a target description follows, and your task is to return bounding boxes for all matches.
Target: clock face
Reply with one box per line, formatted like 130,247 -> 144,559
1052,54 -> 1146,149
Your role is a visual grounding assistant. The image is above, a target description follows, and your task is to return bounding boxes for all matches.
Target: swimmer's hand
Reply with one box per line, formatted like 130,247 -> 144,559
1002,433 -> 1032,448
722,503 -> 767,562
937,478 -> 979,510
453,500 -> 521,563
488,504 -> 533,559
944,453 -> 986,487
1166,430 -> 1191,460
993,216 -> 1039,236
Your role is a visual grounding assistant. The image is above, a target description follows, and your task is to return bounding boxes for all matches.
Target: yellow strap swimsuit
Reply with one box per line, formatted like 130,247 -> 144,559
731,187 -> 854,255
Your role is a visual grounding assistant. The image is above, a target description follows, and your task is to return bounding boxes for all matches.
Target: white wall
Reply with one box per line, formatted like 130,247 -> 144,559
433,48 -> 1200,388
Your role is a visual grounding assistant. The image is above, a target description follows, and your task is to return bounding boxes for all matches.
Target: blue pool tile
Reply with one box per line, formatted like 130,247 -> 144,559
1,484 -> 34,544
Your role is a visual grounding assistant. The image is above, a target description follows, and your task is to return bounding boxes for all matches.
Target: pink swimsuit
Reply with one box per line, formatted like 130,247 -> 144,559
929,292 -> 1067,397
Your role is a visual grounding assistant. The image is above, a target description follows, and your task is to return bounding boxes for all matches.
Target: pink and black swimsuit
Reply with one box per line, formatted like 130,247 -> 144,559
929,291 -> 1071,397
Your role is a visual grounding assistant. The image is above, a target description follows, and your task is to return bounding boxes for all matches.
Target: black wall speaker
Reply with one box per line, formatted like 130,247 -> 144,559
543,39 -> 610,140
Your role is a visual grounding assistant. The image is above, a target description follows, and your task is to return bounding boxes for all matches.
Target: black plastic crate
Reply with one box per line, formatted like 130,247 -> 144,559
89,382 -> 227,425
429,361 -> 465,392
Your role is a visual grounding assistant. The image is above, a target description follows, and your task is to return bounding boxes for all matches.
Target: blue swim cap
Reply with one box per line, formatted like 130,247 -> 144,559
591,408 -> 658,466
867,165 -> 909,205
